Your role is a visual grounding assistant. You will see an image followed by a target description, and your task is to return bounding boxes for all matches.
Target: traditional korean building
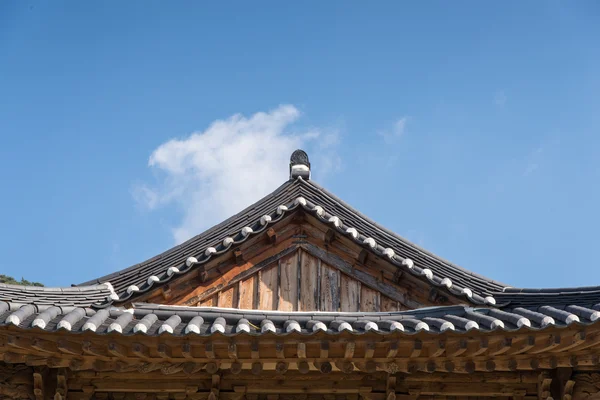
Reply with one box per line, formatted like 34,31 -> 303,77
2,150 -> 600,400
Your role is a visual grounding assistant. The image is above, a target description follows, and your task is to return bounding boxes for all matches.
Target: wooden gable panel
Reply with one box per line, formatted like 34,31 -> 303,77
163,247 -> 438,312
340,274 -> 360,312
299,250 -> 319,311
132,214 -> 468,311
238,276 -> 256,310
258,264 -> 278,310
279,252 -> 298,311
360,286 -> 380,312
218,286 -> 238,308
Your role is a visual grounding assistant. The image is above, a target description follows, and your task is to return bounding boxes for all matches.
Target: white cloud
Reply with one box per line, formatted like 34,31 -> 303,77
379,117 -> 409,143
134,105 -> 340,244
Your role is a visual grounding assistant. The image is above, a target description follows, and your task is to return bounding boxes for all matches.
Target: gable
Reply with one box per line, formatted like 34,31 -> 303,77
82,152 -> 505,308
133,211 -> 471,311
167,249 -> 404,312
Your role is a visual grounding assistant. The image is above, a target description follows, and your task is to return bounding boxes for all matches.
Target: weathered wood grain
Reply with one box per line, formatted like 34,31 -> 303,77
238,276 -> 256,310
340,274 -> 360,312
360,285 -> 380,312
278,252 -> 298,311
320,264 -> 340,311
258,264 -> 278,310
299,250 -> 319,311
380,295 -> 398,312
218,286 -> 237,309
199,295 -> 217,307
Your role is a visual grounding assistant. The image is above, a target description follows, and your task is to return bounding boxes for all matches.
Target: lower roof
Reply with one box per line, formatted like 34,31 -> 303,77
0,298 -> 597,338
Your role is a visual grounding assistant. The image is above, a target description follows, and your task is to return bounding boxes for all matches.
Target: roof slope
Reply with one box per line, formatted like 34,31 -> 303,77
0,282 -> 116,308
78,177 -> 508,305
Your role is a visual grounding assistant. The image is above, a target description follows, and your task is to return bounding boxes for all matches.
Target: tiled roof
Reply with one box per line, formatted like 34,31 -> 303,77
0,283 -> 116,308
78,177 -> 507,306
496,286 -> 600,308
0,301 -> 598,337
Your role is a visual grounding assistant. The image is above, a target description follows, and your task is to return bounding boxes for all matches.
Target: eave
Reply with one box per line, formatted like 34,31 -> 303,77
0,302 -> 599,376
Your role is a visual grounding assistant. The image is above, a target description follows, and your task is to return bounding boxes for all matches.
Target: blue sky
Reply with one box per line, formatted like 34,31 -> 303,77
1,2 -> 599,289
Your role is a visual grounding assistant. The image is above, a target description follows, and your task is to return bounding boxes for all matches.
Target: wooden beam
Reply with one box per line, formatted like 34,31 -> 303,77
266,228 -> 277,244
275,361 -> 289,375
181,342 -> 192,358
345,342 -> 356,359
387,375 -> 397,400
230,362 -> 243,375
300,242 -> 416,305
364,341 -> 376,359
132,342 -> 149,358
228,343 -> 238,359
335,360 -> 354,374
410,340 -> 422,358
324,228 -> 336,245
358,249 -> 368,265
55,369 -> 67,400
108,341 -> 128,358
314,361 -> 333,374
206,342 -> 216,359
33,371 -> 44,400
157,343 -> 172,358
234,249 -> 244,265
297,342 -> 306,359
445,339 -> 468,357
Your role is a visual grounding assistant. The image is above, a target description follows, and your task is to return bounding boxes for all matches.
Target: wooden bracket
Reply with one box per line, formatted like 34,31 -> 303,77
324,228 -> 336,245
266,228 -> 277,244
207,374 -> 220,400
161,285 -> 172,300
234,249 -> 244,265
428,288 -> 449,304
549,367 -> 574,400
54,369 -> 67,400
198,265 -> 209,283
387,375 -> 397,400
33,371 -> 44,400
358,249 -> 368,265
392,268 -> 403,283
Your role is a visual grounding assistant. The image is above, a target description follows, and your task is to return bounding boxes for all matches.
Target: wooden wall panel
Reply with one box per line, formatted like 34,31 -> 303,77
218,286 -> 238,309
199,295 -> 217,307
299,250 -> 319,311
320,264 -> 340,311
188,248 -> 423,312
360,286 -> 380,312
258,264 -> 278,310
238,276 -> 256,310
279,252 -> 299,311
340,275 -> 360,312
380,295 -> 398,312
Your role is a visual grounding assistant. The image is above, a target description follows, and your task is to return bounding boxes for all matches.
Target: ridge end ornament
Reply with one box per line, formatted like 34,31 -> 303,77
290,149 -> 310,180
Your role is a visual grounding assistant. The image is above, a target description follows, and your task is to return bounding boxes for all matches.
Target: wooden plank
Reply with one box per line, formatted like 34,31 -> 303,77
340,275 -> 360,312
320,263 -> 340,311
278,251 -> 298,311
299,242 -> 420,307
380,295 -> 398,312
238,276 -> 256,310
218,286 -> 237,309
258,264 -> 278,310
299,250 -> 319,311
199,295 -> 217,307
361,285 -> 380,312
173,243 -> 298,306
